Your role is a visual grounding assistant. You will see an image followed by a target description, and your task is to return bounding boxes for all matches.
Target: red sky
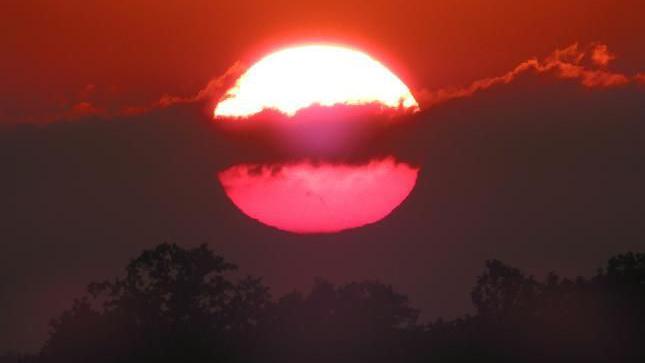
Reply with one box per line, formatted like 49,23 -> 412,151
2,0 -> 645,353
2,0 -> 644,123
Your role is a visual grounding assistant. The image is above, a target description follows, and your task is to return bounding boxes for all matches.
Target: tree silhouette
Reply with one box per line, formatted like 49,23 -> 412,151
40,243 -> 270,363
38,243 -> 418,363
260,278 -> 418,363
34,245 -> 645,363
420,253 -> 645,362
471,259 -> 540,319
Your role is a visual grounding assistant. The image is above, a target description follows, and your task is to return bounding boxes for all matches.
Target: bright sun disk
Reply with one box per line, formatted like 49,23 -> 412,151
214,44 -> 419,118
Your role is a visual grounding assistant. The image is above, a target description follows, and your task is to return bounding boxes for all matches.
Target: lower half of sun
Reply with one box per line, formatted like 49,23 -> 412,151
214,44 -> 420,234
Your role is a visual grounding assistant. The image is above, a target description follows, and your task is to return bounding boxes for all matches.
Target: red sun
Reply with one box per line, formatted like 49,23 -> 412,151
214,44 -> 420,234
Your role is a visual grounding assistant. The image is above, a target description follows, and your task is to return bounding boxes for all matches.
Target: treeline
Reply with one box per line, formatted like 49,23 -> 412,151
3,243 -> 645,363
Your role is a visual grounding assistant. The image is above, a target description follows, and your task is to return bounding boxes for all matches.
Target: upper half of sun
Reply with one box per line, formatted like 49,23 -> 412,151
213,45 -> 419,119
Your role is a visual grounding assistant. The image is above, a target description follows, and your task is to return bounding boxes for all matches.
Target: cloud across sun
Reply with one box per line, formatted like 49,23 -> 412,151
213,44 -> 420,234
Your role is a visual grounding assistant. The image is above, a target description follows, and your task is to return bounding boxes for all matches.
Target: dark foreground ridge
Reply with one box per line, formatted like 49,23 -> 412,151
2,243 -> 644,363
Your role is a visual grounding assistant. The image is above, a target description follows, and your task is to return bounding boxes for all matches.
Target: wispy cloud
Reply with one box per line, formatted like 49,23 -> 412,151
590,43 -> 616,66
57,43 -> 642,122
55,62 -> 246,121
417,43 -> 640,108
149,62 -> 245,110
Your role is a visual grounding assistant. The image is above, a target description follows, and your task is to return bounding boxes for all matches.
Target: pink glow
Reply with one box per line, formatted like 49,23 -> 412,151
218,158 -> 419,233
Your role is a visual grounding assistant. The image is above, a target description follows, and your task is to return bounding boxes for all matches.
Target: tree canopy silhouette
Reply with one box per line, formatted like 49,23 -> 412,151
20,244 -> 645,363
40,243 -> 270,363
420,253 -> 645,362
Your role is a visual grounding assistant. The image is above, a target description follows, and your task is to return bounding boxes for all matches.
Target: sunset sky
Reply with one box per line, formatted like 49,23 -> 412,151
2,0 -> 644,353
3,0 -> 644,123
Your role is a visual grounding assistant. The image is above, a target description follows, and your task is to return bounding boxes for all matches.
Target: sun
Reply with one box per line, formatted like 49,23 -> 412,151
214,44 -> 419,118
214,43 -> 420,234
